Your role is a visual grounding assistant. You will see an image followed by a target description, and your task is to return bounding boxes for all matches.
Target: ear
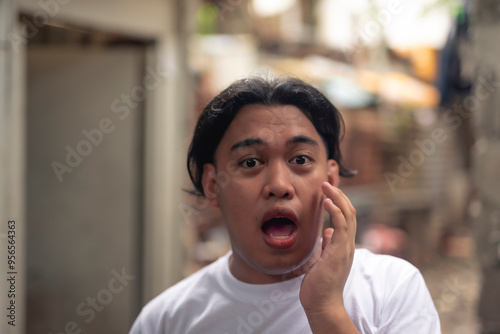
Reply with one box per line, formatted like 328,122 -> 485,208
202,163 -> 219,207
327,159 -> 340,187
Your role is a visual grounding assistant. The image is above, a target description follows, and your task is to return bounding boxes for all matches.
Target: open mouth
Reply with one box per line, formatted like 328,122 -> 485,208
262,218 -> 297,239
261,215 -> 298,250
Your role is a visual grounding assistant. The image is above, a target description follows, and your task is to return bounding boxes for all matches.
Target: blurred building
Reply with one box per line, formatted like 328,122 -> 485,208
470,1 -> 500,333
2,0 -> 499,333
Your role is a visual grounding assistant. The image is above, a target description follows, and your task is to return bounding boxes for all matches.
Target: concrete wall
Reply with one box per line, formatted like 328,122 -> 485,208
0,0 -> 194,332
1,1 -> 27,334
16,0 -> 171,38
26,45 -> 145,333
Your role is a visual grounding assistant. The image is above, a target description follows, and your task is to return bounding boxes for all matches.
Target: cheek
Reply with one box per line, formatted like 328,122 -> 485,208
295,174 -> 327,221
294,172 -> 326,197
217,180 -> 258,217
219,176 -> 261,199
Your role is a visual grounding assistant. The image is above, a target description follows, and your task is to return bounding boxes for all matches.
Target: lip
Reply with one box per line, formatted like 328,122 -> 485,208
261,206 -> 298,250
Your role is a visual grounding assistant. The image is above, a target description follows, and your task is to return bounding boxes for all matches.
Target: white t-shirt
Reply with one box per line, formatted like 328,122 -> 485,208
129,249 -> 441,334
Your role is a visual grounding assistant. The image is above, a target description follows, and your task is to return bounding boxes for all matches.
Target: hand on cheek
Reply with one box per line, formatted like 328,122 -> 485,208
299,182 -> 358,331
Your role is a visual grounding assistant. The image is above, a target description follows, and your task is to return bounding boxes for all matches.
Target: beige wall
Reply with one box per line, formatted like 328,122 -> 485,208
27,45 -> 145,333
17,0 -> 170,38
1,0 -> 195,332
1,1 -> 27,334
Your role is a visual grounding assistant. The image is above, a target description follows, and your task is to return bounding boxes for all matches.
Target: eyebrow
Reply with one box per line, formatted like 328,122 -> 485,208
230,135 -> 318,153
230,137 -> 266,152
286,135 -> 319,148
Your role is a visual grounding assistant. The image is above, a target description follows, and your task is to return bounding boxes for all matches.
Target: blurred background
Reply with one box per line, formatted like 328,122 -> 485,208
1,0 -> 500,333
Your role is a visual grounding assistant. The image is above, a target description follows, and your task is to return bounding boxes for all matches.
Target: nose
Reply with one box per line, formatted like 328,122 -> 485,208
262,161 -> 295,200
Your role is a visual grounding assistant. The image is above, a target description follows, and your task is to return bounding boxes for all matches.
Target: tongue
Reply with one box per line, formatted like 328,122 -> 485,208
263,219 -> 295,237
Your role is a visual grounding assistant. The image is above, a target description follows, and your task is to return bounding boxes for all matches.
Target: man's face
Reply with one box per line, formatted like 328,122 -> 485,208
202,104 -> 339,284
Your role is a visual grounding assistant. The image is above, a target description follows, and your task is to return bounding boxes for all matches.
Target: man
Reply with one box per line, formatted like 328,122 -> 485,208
130,76 -> 441,333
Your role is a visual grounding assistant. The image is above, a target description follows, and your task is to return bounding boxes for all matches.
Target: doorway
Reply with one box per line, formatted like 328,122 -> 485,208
25,18 -> 149,333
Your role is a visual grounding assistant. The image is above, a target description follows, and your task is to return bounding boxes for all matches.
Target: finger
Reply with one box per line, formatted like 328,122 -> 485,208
339,190 -> 356,216
336,190 -> 357,236
334,189 -> 357,237
322,186 -> 357,248
323,197 -> 348,244
321,182 -> 353,218
322,227 -> 334,250
322,182 -> 357,235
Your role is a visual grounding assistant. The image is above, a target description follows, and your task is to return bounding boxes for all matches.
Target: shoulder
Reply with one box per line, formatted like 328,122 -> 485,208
348,248 -> 425,303
352,248 -> 419,280
346,249 -> 441,333
129,254 -> 229,334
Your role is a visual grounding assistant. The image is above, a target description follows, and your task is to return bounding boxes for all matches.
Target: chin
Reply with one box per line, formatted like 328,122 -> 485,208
258,243 -> 321,278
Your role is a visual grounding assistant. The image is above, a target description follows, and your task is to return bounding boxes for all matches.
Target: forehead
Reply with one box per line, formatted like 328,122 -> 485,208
215,104 -> 327,155
228,104 -> 318,137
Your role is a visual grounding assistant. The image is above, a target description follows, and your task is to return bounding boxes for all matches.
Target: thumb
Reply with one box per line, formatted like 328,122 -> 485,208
322,227 -> 334,250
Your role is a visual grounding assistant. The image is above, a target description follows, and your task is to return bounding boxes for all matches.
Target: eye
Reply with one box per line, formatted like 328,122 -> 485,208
240,158 -> 262,168
290,155 -> 312,165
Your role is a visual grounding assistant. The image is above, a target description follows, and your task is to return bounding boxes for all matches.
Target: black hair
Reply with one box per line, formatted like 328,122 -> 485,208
187,75 -> 356,197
